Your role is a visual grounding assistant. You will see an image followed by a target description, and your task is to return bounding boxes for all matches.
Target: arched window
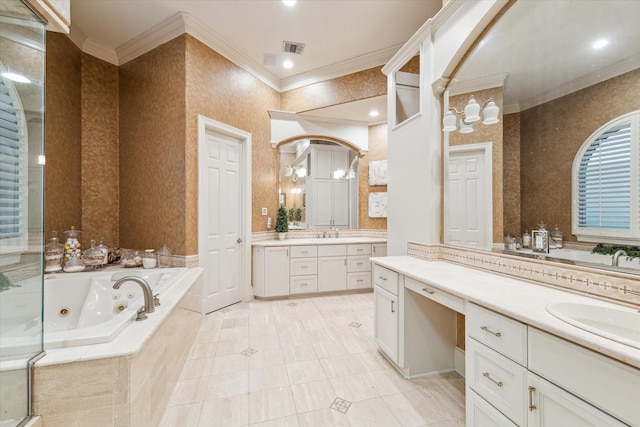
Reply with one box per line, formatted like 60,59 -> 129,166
572,111 -> 639,243
0,71 -> 28,256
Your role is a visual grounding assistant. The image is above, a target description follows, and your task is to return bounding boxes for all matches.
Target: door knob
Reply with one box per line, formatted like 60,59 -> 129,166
237,238 -> 243,244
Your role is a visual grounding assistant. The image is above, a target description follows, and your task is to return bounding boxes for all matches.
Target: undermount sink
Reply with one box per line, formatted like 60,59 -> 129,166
546,302 -> 640,349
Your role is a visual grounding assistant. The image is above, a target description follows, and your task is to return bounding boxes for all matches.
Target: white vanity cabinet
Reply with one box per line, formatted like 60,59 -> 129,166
253,241 -> 386,297
318,244 -> 347,292
466,303 -> 636,427
252,246 -> 290,298
373,264 -> 400,363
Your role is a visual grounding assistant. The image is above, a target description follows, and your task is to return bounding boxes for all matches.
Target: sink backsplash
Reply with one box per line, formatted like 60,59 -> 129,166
407,242 -> 640,307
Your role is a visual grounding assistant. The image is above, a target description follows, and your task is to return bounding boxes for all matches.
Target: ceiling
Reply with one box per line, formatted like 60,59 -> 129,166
69,0 -> 441,95
450,0 -> 640,112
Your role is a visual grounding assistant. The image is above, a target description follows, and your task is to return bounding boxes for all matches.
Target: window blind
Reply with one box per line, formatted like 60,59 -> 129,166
0,77 -> 26,241
577,122 -> 631,230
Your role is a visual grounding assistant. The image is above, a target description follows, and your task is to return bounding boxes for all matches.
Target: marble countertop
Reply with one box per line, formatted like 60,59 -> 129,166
253,237 -> 387,247
371,256 -> 640,369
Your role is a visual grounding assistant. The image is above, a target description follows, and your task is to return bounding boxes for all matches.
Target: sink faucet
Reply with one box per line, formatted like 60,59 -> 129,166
612,250 -> 628,267
113,276 -> 155,320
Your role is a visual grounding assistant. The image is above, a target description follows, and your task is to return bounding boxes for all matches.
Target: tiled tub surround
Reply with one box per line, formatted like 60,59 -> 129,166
407,243 -> 640,306
33,268 -> 204,427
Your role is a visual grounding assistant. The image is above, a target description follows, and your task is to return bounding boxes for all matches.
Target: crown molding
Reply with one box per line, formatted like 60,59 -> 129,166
447,72 -> 508,96
518,53 -> 640,112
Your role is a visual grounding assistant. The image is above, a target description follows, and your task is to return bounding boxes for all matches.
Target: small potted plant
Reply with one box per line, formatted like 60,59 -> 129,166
275,205 -> 289,240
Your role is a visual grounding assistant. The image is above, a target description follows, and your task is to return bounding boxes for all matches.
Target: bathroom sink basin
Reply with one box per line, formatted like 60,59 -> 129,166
546,302 -> 640,349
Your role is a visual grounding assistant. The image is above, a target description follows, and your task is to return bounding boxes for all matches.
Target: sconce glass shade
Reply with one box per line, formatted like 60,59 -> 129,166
464,98 -> 481,123
482,100 -> 500,125
442,110 -> 458,132
296,167 -> 307,177
459,118 -> 474,134
284,165 -> 293,177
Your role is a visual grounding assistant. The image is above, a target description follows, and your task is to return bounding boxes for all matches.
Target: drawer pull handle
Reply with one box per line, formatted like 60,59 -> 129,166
300,283 -> 308,286
301,265 -> 307,269
301,251 -> 307,254
528,386 -> 537,411
357,262 -> 363,266
480,326 -> 502,337
357,279 -> 363,282
391,300 -> 395,313
422,287 -> 434,294
378,276 -> 387,281
482,372 -> 503,387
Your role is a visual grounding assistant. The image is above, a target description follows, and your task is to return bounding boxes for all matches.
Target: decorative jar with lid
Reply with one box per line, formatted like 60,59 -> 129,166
142,249 -> 157,269
63,226 -> 82,265
44,231 -> 64,272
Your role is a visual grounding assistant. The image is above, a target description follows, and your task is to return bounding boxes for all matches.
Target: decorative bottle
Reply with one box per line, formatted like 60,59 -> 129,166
44,231 -> 64,272
551,226 -> 563,249
522,230 -> 531,249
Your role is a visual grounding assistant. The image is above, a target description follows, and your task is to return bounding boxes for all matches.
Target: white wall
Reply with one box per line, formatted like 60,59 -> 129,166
384,0 -> 506,255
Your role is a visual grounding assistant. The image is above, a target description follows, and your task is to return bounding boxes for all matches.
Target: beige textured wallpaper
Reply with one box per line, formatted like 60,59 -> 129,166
45,32 -> 82,239
45,32 -> 390,256
448,87 -> 504,243
119,36 -> 188,254
520,68 -> 640,243
359,124 -> 388,229
184,35 -> 281,253
281,67 -> 387,113
81,53 -> 119,247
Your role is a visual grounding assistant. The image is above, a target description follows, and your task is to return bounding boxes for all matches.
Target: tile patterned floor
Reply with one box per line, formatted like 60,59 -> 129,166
159,293 -> 465,427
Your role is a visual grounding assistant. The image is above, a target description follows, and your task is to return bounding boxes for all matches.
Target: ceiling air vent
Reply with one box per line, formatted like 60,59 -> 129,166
282,41 -> 305,55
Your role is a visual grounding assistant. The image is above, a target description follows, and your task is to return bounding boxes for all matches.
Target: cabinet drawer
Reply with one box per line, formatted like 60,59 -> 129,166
405,276 -> 464,312
373,264 -> 399,295
318,244 -> 347,257
467,303 -> 527,365
290,246 -> 317,258
467,388 -> 518,427
347,256 -> 371,272
348,272 -> 371,289
467,339 -> 527,426
347,244 -> 371,256
290,275 -> 318,294
290,258 -> 318,276
528,327 -> 640,426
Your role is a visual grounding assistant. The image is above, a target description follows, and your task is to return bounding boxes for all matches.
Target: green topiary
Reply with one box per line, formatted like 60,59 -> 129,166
275,206 -> 289,233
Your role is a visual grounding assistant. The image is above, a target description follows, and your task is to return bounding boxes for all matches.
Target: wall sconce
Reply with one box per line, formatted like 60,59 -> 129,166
442,96 -> 500,133
284,165 -> 307,182
332,156 -> 358,179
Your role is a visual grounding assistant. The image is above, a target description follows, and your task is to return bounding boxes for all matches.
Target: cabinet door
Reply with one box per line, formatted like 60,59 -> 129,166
318,256 -> 347,292
467,389 -> 518,427
314,179 -> 333,226
332,179 -> 350,227
265,247 -> 290,297
372,243 -> 387,257
374,285 -> 398,363
315,149 -> 333,179
527,372 -> 627,427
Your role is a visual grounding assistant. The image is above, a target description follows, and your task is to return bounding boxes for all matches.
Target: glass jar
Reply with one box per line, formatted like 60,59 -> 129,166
551,226 -> 563,248
121,250 -> 142,268
522,230 -> 531,249
44,231 -> 64,272
97,238 -> 109,266
63,226 -> 82,265
63,251 -> 86,273
157,244 -> 172,268
142,249 -> 157,269
82,240 -> 106,269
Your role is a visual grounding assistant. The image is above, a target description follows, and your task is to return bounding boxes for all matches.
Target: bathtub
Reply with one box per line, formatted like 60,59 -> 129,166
42,268 -> 186,350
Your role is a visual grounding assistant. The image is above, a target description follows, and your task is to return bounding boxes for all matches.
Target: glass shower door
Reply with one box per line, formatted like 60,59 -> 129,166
0,1 -> 45,425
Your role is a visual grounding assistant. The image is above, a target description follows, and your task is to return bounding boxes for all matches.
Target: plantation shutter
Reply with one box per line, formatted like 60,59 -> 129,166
577,122 -> 631,230
0,76 -> 26,242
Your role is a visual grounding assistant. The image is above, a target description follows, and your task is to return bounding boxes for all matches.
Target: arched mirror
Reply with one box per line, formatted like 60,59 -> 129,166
279,139 -> 359,230
443,0 -> 640,274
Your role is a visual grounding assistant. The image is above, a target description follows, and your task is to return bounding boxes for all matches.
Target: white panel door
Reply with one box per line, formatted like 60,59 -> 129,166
200,131 -> 243,313
446,148 -> 489,248
333,180 -> 350,227
314,179 -> 333,227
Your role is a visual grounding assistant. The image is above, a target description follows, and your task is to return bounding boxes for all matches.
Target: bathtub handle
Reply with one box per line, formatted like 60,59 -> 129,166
136,307 -> 148,321
154,294 -> 161,307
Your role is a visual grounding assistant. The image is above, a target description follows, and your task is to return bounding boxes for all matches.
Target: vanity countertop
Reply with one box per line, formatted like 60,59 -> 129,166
252,237 -> 387,247
371,256 -> 640,369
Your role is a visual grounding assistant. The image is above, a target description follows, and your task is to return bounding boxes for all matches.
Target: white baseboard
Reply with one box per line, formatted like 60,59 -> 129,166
455,346 -> 465,377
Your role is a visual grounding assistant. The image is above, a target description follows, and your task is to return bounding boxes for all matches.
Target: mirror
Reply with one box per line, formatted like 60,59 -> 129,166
445,0 -> 640,274
279,139 -> 359,230
395,51 -> 420,126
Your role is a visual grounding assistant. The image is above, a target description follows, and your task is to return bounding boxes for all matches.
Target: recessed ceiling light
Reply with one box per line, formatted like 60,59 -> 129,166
1,72 -> 31,83
282,59 -> 293,69
592,38 -> 609,49
282,0 -> 296,6
369,110 -> 380,117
